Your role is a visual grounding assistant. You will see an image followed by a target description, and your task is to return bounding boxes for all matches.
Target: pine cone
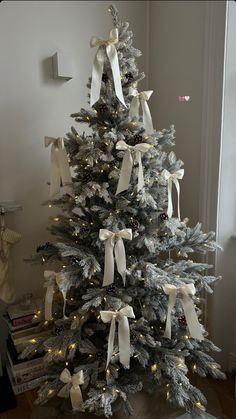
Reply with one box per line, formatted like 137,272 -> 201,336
134,134 -> 143,143
129,219 -> 140,230
125,72 -> 133,82
80,225 -> 90,235
106,284 -> 117,295
83,172 -> 93,183
99,104 -> 108,114
159,213 -> 168,222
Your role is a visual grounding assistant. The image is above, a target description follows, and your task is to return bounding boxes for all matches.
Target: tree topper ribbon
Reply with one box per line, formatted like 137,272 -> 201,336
44,136 -> 73,197
163,283 -> 203,341
129,88 -> 154,134
100,306 -> 135,368
162,169 -> 184,219
44,270 -> 69,320
116,140 -> 152,194
90,28 -> 126,107
99,228 -> 132,287
58,368 -> 84,411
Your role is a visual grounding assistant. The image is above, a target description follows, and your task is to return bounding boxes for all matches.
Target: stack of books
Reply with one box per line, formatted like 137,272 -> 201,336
3,298 -> 49,395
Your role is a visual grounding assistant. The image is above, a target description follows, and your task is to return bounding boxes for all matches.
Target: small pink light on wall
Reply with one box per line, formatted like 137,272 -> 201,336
179,96 -> 190,102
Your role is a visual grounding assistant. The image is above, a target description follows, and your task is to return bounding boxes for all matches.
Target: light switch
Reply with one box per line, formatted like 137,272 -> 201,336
52,52 -> 73,80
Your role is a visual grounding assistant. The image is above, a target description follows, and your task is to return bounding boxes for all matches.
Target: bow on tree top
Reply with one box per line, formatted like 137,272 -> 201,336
100,306 -> 135,369
163,283 -> 204,341
58,368 -> 84,411
129,88 -> 154,135
90,28 -> 126,107
116,140 -> 152,194
99,229 -> 132,287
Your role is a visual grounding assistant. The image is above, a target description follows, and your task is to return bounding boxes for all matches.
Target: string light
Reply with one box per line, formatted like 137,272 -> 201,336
151,364 -> 158,373
65,362 -> 69,366
42,257 -> 46,263
48,204 -> 52,208
193,364 -> 197,371
47,348 -> 52,353
195,401 -> 202,409
69,343 -> 76,349
30,338 -> 37,344
44,320 -> 48,326
184,335 -> 189,340
48,389 -> 54,396
53,217 -> 60,222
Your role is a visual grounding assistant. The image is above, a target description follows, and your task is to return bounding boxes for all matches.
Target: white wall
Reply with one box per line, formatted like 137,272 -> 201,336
0,0 -> 148,353
212,1 -> 236,369
149,0 -> 206,225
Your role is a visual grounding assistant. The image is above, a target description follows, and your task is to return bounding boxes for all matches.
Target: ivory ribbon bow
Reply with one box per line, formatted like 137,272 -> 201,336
116,140 -> 152,194
129,88 -> 154,134
90,28 -> 126,107
44,136 -> 73,197
58,368 -> 84,411
99,229 -> 132,287
162,169 -> 184,219
163,284 -> 204,341
44,270 -> 69,320
100,306 -> 135,368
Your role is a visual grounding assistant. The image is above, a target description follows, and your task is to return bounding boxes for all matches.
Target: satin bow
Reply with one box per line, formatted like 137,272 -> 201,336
116,140 -> 152,194
162,169 -> 184,219
44,136 -> 73,197
129,88 -> 154,134
163,283 -> 203,341
90,28 -> 126,107
58,368 -> 84,411
100,306 -> 135,368
44,270 -> 69,320
99,229 -> 132,286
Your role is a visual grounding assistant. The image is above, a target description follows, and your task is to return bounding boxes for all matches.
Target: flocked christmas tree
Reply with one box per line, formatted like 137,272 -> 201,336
21,5 -> 225,418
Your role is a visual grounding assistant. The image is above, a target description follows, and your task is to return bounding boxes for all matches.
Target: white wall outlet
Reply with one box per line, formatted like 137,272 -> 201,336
52,52 -> 73,81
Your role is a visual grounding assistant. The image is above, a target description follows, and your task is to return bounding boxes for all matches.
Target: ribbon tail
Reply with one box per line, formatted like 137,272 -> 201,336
137,151 -> 144,192
44,284 -> 54,321
167,179 -> 173,218
182,295 -> 204,341
116,150 -> 133,195
173,177 -> 181,220
90,48 -> 104,106
119,316 -> 130,368
129,96 -> 140,119
106,315 -> 116,368
50,146 -> 61,196
115,237 -> 126,286
61,290 -> 68,319
164,292 -> 177,339
107,44 -> 126,107
58,382 -> 70,398
70,386 -> 84,411
141,99 -> 154,135
103,238 -> 114,287
57,147 -> 73,196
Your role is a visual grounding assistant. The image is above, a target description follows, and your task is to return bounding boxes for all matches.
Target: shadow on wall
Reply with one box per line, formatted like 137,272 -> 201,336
40,56 -> 72,86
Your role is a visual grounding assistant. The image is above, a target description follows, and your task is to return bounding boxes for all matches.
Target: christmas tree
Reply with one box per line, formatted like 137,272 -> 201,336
21,4 -> 225,418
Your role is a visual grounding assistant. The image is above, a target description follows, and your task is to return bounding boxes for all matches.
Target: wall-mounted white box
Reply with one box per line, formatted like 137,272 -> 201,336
52,52 -> 73,80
